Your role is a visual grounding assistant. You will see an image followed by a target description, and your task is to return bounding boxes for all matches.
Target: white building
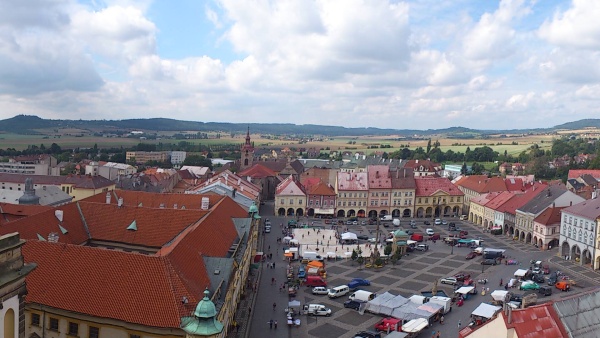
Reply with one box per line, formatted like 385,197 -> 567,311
170,151 -> 187,167
559,196 -> 600,270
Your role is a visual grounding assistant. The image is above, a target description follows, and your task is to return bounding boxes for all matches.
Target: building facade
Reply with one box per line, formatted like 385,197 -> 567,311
390,168 -> 416,218
274,176 -> 306,217
335,172 -> 369,218
367,165 -> 392,218
559,197 -> 600,270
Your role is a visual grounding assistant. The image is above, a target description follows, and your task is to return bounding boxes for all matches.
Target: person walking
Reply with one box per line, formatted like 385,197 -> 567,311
440,315 -> 444,325
274,320 -> 278,329
268,319 -> 273,329
273,302 -> 277,311
436,331 -> 441,338
458,319 -> 461,328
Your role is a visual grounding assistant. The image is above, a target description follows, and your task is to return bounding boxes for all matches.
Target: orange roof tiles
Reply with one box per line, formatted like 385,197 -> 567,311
337,172 -> 369,191
238,163 -> 277,178
80,203 -> 208,247
455,175 -> 507,193
368,165 -> 392,189
484,191 -> 515,210
496,183 -> 548,214
23,240 -> 207,328
504,303 -> 569,338
568,169 -> 600,180
415,177 -> 464,196
82,190 -> 224,209
307,180 -> 336,196
0,203 -> 52,226
534,206 -> 565,225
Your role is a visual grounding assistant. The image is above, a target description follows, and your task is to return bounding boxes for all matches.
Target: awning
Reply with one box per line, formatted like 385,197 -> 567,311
471,303 -> 501,319
514,269 -> 528,277
341,232 -> 358,240
455,286 -> 475,295
491,290 -> 509,301
314,208 -> 335,215
402,318 -> 428,333
284,253 -> 293,257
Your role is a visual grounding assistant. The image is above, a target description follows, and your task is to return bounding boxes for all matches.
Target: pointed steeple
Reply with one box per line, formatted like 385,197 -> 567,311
245,126 -> 251,146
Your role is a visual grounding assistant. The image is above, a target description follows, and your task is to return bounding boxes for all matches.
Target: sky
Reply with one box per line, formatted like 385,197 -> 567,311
0,0 -> 599,130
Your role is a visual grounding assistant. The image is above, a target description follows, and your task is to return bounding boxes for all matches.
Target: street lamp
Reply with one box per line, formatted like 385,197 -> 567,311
481,258 -> 485,273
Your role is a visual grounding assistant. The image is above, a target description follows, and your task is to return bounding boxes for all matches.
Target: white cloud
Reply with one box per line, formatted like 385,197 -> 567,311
539,0 -> 600,49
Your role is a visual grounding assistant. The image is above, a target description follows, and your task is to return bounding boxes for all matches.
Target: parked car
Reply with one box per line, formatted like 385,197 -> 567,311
406,230 -> 415,235
434,219 -> 442,225
538,286 -> 553,296
426,228 -> 435,235
344,299 -> 364,310
357,235 -> 369,240
465,252 -> 477,260
411,223 -> 417,229
520,281 -> 540,290
415,244 -> 429,251
442,220 -> 448,225
352,221 -> 358,225
361,221 -> 367,225
298,266 -> 306,279
367,238 -> 377,243
428,234 -> 440,241
440,277 -> 458,285
346,221 -> 353,225
547,273 -> 558,286
532,274 -> 546,284
542,265 -> 550,274
312,287 -> 329,295
481,258 -> 498,265
410,220 -> 416,226
454,273 -> 471,281
459,230 -> 469,236
348,278 -> 371,289
424,220 -> 431,225
354,331 -> 381,338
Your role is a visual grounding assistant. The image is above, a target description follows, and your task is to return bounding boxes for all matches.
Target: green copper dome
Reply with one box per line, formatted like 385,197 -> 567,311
248,202 -> 259,214
194,289 -> 217,318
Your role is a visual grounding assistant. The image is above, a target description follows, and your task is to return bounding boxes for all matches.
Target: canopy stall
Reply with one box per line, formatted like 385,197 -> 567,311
402,318 -> 429,334
325,251 -> 337,258
455,286 -> 475,295
380,295 -> 410,316
491,290 -> 509,302
514,269 -> 528,277
366,292 -> 395,314
471,303 -> 502,319
341,232 -> 358,240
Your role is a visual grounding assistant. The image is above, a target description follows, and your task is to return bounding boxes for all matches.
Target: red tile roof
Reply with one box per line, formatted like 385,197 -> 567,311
302,177 -> 322,192
82,190 -> 223,209
455,175 -> 507,193
504,303 -> 569,338
484,191 -> 515,210
0,173 -> 115,189
337,172 -> 369,191
403,159 -> 442,172
23,240 -> 206,328
415,177 -> 464,196
470,191 -> 502,206
368,165 -> 392,189
20,193 -> 248,330
307,180 -> 336,196
496,183 -> 548,214
275,175 -> 306,195
534,206 -> 565,225
568,169 -> 600,180
80,203 -> 208,247
238,163 -> 278,178
0,203 -> 52,225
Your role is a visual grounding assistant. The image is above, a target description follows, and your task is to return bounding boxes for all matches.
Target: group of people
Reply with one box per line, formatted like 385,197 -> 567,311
267,319 -> 278,329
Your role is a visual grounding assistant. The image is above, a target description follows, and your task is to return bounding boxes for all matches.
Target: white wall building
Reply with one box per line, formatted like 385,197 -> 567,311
559,196 -> 600,270
170,151 -> 187,167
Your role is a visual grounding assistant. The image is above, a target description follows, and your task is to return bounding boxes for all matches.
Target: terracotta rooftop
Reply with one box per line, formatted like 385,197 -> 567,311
455,175 -> 508,193
390,167 -> 416,189
534,206 -> 565,225
238,163 -> 278,178
568,169 -> 600,180
367,165 -> 392,189
307,180 -> 336,196
470,191 -> 502,207
337,172 -> 369,191
504,303 -> 569,338
83,190 -> 224,209
484,191 -> 515,210
0,203 -> 52,226
403,159 -> 442,172
276,176 -> 306,196
415,176 -> 464,196
496,182 -> 548,214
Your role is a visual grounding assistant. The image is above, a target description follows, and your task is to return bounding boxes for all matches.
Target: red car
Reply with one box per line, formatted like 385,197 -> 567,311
454,273 -> 471,282
465,252 -> 477,260
462,278 -> 474,286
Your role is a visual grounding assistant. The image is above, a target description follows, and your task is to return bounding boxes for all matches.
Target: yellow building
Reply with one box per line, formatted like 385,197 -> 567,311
414,177 -> 463,218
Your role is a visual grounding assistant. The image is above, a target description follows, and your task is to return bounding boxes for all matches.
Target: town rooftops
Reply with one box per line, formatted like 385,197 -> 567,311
0,173 -> 114,189
517,184 -> 568,215
503,303 -> 568,338
276,176 -> 306,196
534,206 -> 565,225
238,163 -> 278,178
391,167 -> 416,189
307,180 -> 336,196
337,172 -> 368,191
568,169 -> 600,180
454,175 -> 507,193
496,182 -> 547,214
367,165 -> 392,189
562,196 -> 600,220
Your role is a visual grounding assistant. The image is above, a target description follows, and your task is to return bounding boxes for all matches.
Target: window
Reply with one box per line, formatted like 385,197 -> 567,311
289,199 -> 293,204
31,313 -> 40,327
568,227 -> 571,238
68,322 -> 79,336
298,199 -> 302,205
578,230 -> 582,242
49,318 -> 59,331
89,327 -> 100,338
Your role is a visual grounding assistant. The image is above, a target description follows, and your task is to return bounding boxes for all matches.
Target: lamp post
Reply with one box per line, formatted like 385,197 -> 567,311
481,257 -> 485,273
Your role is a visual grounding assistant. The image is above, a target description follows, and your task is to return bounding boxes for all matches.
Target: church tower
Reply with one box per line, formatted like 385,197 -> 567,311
240,126 -> 255,170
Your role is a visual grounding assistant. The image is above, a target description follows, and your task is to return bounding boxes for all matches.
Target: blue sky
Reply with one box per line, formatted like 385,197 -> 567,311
0,0 -> 599,130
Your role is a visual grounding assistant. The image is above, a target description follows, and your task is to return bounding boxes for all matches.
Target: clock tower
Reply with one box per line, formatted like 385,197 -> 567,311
240,126 -> 254,170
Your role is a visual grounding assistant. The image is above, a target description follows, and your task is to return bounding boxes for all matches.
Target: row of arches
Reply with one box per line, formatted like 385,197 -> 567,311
560,241 -> 595,267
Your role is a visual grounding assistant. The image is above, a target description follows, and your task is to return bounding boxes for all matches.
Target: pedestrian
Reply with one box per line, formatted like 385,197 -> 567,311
273,262 -> 276,269
274,320 -> 278,329
249,307 -> 252,316
440,315 -> 444,325
273,302 -> 277,311
268,319 -> 273,329
436,331 -> 441,338
236,322 -> 240,333
458,320 -> 461,328
271,277 -> 275,285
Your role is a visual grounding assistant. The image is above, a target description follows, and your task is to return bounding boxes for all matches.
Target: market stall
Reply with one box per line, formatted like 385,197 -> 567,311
341,232 -> 358,243
514,269 -> 528,279
490,290 -> 509,305
380,295 -> 410,316
470,303 -> 501,326
402,318 -> 429,337
366,291 -> 396,314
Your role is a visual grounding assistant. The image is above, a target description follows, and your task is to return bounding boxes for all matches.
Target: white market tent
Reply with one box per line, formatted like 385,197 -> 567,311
471,303 -> 502,319
402,318 -> 429,333
491,290 -> 509,302
326,251 -> 336,258
418,302 -> 443,315
380,295 -> 410,316
341,232 -> 358,240
366,292 -> 396,314
455,286 -> 475,295
283,236 -> 292,243
514,269 -> 528,277
289,239 -> 299,245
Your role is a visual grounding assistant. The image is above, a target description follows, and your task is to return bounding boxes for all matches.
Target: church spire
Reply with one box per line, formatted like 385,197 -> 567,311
245,126 -> 251,146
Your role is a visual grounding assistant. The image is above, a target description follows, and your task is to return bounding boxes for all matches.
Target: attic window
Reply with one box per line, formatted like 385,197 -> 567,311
214,269 -> 221,275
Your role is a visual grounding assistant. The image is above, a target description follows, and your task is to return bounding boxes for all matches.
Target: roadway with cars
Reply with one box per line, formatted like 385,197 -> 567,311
246,205 -> 600,338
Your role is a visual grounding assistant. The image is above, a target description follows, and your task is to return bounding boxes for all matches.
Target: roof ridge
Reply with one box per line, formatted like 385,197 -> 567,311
75,201 -> 92,241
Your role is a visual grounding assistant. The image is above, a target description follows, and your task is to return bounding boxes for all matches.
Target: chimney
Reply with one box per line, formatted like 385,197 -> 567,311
507,306 -> 512,324
174,203 -> 178,209
106,192 -> 111,204
118,197 -> 124,207
201,197 -> 209,210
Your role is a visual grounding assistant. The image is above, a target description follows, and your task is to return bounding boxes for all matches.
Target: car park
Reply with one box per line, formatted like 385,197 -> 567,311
347,278 -> 371,289
442,220 -> 448,225
361,221 -> 367,225
303,304 -> 332,316
312,286 -> 329,295
343,299 -> 364,310
426,228 -> 435,235
481,258 -> 498,265
357,234 -> 369,240
520,281 -> 540,290
440,277 -> 458,285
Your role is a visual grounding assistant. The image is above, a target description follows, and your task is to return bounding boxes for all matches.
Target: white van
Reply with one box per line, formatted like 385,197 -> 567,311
302,251 -> 324,262
303,304 -> 332,316
348,290 -> 376,302
328,285 -> 350,298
